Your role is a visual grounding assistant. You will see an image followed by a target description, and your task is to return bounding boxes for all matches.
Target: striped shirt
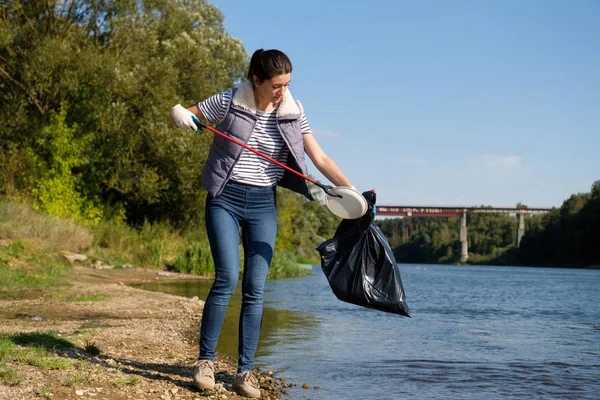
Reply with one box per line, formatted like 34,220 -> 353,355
199,89 -> 312,187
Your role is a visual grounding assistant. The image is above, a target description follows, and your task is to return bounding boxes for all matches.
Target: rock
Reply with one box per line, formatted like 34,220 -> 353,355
314,386 -> 321,390
61,251 -> 88,263
170,387 -> 178,395
75,390 -> 85,396
302,383 -> 310,389
30,316 -> 43,321
157,271 -> 177,277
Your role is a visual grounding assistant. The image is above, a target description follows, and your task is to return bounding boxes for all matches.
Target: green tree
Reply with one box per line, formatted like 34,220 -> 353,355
0,0 -> 247,227
1,0 -> 371,268
517,181 -> 600,267
591,180 -> 600,199
32,106 -> 102,222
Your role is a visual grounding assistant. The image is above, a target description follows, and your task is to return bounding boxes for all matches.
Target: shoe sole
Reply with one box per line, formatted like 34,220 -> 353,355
233,387 -> 261,398
194,381 -> 215,391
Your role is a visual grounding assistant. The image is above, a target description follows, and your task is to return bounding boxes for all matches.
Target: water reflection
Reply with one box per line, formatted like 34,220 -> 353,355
136,280 -> 318,363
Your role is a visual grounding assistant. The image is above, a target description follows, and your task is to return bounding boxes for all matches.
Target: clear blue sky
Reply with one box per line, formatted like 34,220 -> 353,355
212,0 -> 599,208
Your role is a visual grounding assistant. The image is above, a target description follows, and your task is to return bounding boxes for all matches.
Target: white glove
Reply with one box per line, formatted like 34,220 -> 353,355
170,104 -> 198,131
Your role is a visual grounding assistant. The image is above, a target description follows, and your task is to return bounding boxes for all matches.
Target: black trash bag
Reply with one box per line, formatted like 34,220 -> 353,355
316,190 -> 410,317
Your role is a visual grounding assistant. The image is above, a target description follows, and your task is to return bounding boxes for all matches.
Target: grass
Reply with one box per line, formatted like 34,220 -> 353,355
0,363 -> 19,384
16,347 -> 72,370
0,239 -> 72,299
63,362 -> 97,387
0,200 -> 192,273
0,201 -> 93,252
73,328 -> 98,336
0,338 -> 15,361
90,220 -> 189,269
63,370 -> 94,387
68,294 -> 110,302
112,375 -> 140,387
38,387 -> 53,399
0,332 -> 75,383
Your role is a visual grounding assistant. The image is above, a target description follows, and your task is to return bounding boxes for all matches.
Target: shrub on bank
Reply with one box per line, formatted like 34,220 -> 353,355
172,241 -> 214,276
0,201 -> 93,252
268,251 -> 310,280
89,220 -> 188,269
0,201 -> 310,281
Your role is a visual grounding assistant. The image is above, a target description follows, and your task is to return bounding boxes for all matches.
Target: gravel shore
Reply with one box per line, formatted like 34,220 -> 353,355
0,267 -> 290,399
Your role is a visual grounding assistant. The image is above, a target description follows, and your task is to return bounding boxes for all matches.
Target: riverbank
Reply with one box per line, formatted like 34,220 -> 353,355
0,266 -> 289,399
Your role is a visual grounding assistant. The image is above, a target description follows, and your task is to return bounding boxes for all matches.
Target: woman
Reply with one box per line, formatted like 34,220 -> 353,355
170,49 -> 352,398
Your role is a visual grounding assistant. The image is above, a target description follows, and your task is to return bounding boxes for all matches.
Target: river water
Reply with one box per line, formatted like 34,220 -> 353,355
138,265 -> 600,399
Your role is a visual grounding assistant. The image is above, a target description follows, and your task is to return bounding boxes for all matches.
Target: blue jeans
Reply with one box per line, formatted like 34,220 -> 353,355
199,182 -> 277,372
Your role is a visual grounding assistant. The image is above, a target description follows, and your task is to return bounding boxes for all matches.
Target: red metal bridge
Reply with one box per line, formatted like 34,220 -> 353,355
376,205 -> 552,218
375,205 -> 553,262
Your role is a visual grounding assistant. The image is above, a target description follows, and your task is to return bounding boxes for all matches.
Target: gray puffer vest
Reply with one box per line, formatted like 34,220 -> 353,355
202,80 -> 314,201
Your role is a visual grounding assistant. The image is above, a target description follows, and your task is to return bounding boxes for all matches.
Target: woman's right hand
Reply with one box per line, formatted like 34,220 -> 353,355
170,104 -> 198,131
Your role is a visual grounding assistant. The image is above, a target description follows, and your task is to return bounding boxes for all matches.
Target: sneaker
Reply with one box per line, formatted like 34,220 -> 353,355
233,371 -> 261,398
192,359 -> 215,390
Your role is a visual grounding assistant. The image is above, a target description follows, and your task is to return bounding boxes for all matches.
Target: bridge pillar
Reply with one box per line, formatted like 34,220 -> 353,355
460,212 -> 468,262
517,213 -> 525,247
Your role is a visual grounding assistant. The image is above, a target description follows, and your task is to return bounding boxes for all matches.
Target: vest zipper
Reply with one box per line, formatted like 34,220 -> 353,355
277,122 -> 312,199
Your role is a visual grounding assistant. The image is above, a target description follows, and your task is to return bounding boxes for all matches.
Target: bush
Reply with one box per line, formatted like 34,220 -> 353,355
172,241 -> 214,275
89,220 -> 187,268
268,250 -> 310,280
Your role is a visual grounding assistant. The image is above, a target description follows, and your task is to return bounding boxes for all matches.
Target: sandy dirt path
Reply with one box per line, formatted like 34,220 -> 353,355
0,267 -> 289,400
